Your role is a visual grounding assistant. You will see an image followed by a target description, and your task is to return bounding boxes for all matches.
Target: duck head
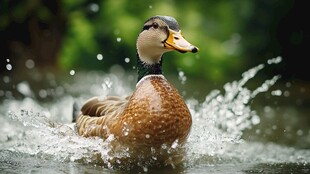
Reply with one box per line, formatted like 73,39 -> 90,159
136,15 -> 198,64
136,15 -> 198,81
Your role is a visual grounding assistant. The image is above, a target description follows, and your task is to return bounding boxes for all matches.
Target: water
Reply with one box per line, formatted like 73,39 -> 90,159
0,57 -> 310,173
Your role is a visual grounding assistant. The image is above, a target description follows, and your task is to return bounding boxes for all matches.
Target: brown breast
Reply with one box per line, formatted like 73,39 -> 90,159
110,75 -> 192,148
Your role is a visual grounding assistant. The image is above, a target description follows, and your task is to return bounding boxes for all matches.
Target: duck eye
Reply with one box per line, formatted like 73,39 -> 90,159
152,23 -> 159,29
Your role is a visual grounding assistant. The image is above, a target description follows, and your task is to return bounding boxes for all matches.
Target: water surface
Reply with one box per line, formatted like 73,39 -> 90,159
0,57 -> 309,173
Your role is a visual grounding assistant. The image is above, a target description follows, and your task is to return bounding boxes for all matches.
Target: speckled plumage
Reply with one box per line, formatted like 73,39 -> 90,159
76,75 -> 191,147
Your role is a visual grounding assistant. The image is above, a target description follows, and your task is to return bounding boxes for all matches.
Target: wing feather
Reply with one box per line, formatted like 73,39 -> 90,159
80,96 -> 130,117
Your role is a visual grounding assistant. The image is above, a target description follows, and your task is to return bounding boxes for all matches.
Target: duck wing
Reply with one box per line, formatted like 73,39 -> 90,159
81,96 -> 130,117
76,95 -> 130,137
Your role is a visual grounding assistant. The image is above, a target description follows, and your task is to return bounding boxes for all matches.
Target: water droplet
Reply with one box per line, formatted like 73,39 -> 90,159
264,106 -> 272,113
143,166 -> 148,172
267,56 -> 282,64
89,3 -> 99,12
5,91 -> 12,98
3,76 -> 10,83
17,81 -> 33,97
151,147 -> 156,153
251,115 -> 260,125
283,91 -> 290,97
145,134 -> 150,139
69,70 -> 75,76
296,130 -> 303,136
124,131 -> 128,136
116,37 -> 122,42
6,64 -> 12,71
161,144 -> 167,149
179,71 -> 184,76
271,90 -> 282,96
39,89 -> 48,98
97,54 -> 103,60
178,71 -> 187,84
25,59 -> 35,69
272,125 -> 277,130
171,139 -> 179,149
102,78 -> 113,89
124,57 -> 130,63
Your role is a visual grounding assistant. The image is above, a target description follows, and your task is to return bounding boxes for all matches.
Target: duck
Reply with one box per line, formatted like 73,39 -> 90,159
74,15 -> 198,168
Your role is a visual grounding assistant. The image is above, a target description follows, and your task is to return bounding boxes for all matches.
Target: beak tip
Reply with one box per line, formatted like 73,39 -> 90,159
191,47 -> 198,53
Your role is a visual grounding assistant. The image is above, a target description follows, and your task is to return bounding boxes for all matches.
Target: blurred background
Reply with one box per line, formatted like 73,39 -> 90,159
0,0 -> 309,148
1,0 -> 309,82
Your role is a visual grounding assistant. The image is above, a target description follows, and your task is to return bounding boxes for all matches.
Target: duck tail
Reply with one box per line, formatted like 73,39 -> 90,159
72,101 -> 82,122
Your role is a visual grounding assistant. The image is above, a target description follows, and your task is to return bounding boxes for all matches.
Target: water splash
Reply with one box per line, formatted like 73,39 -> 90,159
178,71 -> 187,84
6,107 -> 115,166
17,81 -> 34,97
1,57 -> 310,171
185,58 -> 282,165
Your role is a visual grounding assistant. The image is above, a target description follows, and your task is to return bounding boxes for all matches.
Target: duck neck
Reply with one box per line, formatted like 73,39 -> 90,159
137,53 -> 163,82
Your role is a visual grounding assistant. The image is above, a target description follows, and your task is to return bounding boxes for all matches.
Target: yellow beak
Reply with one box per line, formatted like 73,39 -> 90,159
164,29 -> 198,53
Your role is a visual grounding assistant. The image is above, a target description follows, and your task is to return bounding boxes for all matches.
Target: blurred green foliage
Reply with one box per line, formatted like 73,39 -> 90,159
1,0 -> 303,83
59,0 -> 252,82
